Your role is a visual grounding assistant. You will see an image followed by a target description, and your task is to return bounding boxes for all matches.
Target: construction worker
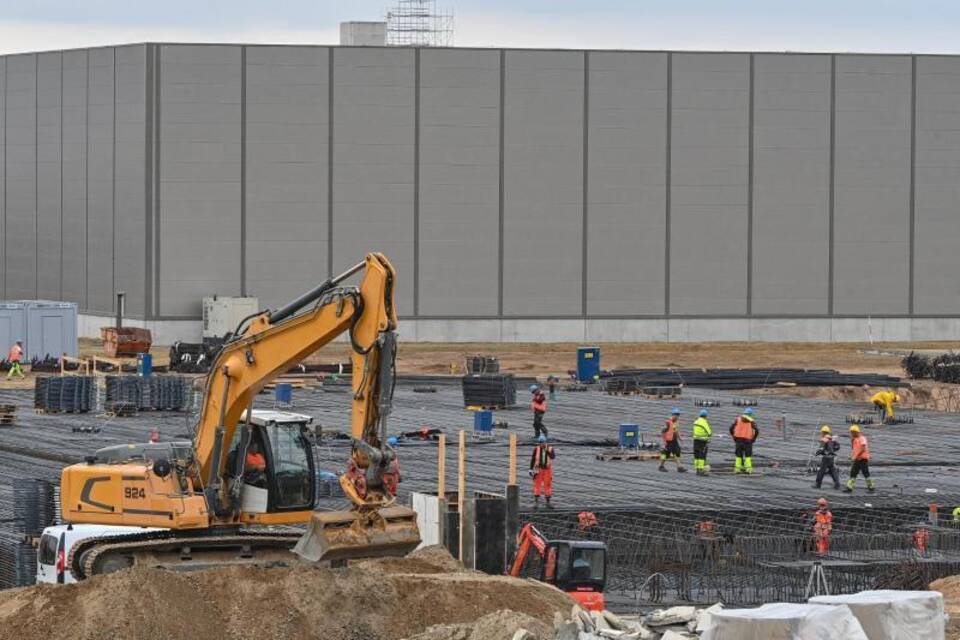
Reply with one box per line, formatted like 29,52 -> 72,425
659,408 -> 686,473
692,409 -> 712,476
729,407 -> 758,474
953,505 -> 960,525
530,434 -> 555,510
244,441 -> 267,487
812,497 -> 833,556
870,389 -> 900,423
844,425 -> 875,493
813,425 -> 841,490
530,386 -> 548,440
6,340 -> 24,379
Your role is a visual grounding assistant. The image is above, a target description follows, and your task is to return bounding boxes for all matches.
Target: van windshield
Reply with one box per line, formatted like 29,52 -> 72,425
38,533 -> 58,565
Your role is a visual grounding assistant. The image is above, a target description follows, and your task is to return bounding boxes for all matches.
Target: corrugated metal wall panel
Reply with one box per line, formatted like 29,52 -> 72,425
418,48 -> 500,316
113,45 -> 147,316
587,51 -> 668,316
245,46 -> 329,310
86,47 -> 115,314
833,55 -> 912,315
158,45 -> 242,317
331,48 -> 415,316
36,52 -> 62,301
502,50 -> 584,316
669,53 -> 750,316
914,56 -> 960,314
60,50 -> 87,307
4,54 -> 38,300
0,58 -> 5,298
752,54 -> 831,315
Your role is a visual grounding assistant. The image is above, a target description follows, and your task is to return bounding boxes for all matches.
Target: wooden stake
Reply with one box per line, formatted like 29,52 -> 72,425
458,429 -> 466,561
508,432 -> 517,485
437,432 -> 446,496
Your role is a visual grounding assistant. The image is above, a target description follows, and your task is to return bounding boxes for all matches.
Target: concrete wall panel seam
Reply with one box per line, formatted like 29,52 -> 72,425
581,50 -> 589,317
413,48 -> 420,315
746,53 -> 754,316
664,52 -> 672,316
909,54 -> 916,315
498,49 -> 505,317
240,45 -> 246,297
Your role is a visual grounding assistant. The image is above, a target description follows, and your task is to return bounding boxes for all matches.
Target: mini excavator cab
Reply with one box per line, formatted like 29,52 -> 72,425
541,540 -> 607,611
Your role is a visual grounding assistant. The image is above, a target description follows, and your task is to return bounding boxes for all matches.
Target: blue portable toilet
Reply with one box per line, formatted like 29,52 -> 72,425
275,383 -> 293,405
577,347 -> 601,382
137,353 -> 153,377
619,423 -> 640,448
473,410 -> 493,435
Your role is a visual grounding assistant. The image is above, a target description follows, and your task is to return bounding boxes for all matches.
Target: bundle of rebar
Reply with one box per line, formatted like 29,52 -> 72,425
34,376 -> 95,412
601,368 -> 904,390
902,352 -> 960,383
462,374 -> 517,407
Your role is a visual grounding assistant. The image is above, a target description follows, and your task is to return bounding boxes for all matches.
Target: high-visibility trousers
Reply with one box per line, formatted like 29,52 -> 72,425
533,467 -> 553,497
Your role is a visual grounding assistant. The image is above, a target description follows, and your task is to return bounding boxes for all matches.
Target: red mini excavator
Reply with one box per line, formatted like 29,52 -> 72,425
508,523 -> 607,611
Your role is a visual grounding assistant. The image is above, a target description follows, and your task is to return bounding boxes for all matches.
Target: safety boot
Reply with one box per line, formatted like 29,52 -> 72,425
534,496 -> 540,510
658,463 -> 668,472
545,497 -> 554,510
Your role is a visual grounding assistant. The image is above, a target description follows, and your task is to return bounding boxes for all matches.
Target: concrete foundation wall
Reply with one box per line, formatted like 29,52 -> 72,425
7,45 -> 960,343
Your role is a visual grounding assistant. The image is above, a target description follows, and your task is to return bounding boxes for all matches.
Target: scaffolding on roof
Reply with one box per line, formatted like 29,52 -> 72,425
386,0 -> 454,47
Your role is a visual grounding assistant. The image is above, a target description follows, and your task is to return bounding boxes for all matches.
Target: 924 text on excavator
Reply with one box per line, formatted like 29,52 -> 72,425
58,253 -> 421,578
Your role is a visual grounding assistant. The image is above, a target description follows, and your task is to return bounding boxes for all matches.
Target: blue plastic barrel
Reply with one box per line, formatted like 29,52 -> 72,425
473,410 -> 493,434
619,423 -> 639,448
275,383 -> 293,404
137,353 -> 153,377
577,347 -> 601,382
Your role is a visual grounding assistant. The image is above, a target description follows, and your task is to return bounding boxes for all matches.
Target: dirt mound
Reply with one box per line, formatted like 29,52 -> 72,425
931,576 -> 960,615
403,609 -> 550,640
0,548 -> 572,640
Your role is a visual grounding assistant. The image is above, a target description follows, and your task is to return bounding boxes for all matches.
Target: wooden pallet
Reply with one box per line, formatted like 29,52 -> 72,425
0,416 -> 15,426
465,405 -> 508,411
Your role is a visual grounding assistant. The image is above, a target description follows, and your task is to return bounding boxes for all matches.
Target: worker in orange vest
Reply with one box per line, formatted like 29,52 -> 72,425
844,424 -> 875,493
530,386 -> 548,440
6,340 -> 24,379
812,497 -> 833,555
729,408 -> 759,474
244,441 -> 267,487
659,408 -> 686,472
530,435 -> 555,510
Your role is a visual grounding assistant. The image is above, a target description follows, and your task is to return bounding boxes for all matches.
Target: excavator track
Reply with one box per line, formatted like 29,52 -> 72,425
69,530 -> 303,580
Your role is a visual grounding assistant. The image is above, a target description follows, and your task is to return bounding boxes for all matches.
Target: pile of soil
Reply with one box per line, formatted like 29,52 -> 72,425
404,609 -> 550,640
930,577 -> 960,640
0,547 -> 572,640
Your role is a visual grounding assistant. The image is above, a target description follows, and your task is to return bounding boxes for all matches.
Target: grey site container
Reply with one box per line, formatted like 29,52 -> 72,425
0,301 -> 78,360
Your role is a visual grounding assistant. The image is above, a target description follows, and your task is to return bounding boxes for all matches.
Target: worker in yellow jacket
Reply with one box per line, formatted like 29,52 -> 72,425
870,390 -> 900,423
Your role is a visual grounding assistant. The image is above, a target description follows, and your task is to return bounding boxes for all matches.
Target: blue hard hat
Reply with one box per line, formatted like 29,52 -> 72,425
699,409 -> 709,417
744,407 -> 754,416
538,434 -> 547,443
387,436 -> 398,447
671,407 -> 681,415
529,384 -> 539,393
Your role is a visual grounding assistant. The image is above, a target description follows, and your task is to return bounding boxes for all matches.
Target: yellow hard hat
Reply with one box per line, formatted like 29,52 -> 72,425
849,424 -> 861,433
820,425 -> 831,434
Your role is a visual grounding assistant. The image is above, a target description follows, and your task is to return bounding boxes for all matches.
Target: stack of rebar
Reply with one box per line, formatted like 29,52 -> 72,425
601,368 -> 904,390
33,376 -> 95,413
461,374 -> 517,408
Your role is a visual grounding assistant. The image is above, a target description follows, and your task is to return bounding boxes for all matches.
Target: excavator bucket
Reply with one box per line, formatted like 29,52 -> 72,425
294,506 -> 421,563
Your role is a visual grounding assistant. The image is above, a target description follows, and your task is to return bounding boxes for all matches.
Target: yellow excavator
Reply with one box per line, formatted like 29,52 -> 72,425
59,253 -> 420,578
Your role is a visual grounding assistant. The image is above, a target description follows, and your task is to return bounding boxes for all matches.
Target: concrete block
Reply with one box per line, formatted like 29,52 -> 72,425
830,317 -> 911,342
748,318 -> 832,342
667,319 -> 750,342
585,319 -> 669,342
500,319 -> 585,343
910,318 -> 960,341
409,319 -> 502,342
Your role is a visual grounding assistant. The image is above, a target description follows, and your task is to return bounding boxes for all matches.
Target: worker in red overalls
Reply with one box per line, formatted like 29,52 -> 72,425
6,340 -> 24,379
812,497 -> 833,556
530,435 -> 555,510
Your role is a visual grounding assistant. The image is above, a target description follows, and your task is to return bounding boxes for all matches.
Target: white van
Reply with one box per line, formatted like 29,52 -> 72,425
36,524 -> 167,584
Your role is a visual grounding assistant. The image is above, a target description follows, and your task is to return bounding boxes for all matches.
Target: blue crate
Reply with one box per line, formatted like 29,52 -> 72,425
473,410 -> 493,433
577,347 -> 600,382
619,423 -> 640,448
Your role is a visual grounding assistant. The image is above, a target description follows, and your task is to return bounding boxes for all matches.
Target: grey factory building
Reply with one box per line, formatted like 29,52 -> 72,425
0,43 -> 958,342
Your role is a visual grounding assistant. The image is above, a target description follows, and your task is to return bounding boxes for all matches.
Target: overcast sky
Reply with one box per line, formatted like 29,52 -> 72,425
0,1 -> 957,55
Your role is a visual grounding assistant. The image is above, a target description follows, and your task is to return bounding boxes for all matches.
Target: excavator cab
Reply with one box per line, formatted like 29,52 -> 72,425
229,410 -> 316,516
542,541 -> 607,611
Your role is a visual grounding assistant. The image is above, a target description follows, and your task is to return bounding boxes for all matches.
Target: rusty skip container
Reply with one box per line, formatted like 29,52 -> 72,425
100,327 -> 152,357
